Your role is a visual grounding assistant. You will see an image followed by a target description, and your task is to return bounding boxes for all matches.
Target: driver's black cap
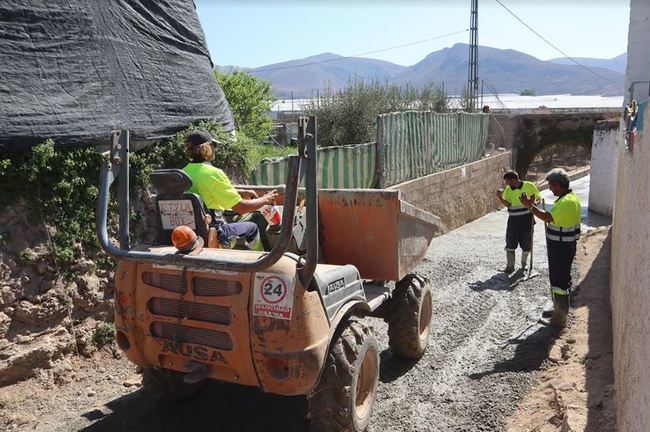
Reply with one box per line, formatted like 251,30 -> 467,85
186,129 -> 220,147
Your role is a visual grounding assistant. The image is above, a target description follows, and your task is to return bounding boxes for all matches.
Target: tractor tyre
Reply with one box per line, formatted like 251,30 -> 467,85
141,367 -> 205,403
387,274 -> 433,359
308,319 -> 379,432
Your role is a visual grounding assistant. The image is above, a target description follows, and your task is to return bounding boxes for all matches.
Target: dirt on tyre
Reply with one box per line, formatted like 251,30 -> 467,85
387,273 -> 433,359
308,319 -> 379,432
141,367 -> 206,403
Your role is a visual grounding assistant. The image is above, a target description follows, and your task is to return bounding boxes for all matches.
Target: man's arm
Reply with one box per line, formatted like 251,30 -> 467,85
521,193 -> 553,223
232,190 -> 278,214
496,188 -> 510,208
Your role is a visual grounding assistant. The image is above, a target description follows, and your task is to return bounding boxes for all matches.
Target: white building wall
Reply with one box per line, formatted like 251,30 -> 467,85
624,0 -> 650,103
589,124 -> 620,215
611,1 -> 650,431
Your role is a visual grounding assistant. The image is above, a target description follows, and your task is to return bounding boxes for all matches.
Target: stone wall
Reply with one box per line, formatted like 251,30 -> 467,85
390,152 -> 512,233
611,1 -> 650,430
589,121 -> 621,216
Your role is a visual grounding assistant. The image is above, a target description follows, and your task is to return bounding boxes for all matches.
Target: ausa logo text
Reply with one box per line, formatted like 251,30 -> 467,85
326,278 -> 346,295
161,340 -> 228,364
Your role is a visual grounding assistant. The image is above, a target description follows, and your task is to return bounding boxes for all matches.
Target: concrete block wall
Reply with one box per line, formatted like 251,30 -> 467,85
390,152 -> 512,233
611,1 -> 650,430
589,121 -> 621,216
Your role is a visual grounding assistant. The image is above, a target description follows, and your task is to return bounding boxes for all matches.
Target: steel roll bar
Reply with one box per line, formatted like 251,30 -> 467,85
96,129 -> 302,273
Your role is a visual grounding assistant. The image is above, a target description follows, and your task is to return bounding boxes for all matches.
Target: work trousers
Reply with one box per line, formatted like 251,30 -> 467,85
546,239 -> 577,293
219,221 -> 258,244
505,215 -> 533,251
216,211 -> 270,249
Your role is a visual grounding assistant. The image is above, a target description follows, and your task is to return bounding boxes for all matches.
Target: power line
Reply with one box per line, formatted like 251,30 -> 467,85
493,0 -> 614,84
249,29 -> 469,74
482,80 -> 507,108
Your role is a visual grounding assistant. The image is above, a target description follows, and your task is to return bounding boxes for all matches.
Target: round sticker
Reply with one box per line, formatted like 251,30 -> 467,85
259,275 -> 288,304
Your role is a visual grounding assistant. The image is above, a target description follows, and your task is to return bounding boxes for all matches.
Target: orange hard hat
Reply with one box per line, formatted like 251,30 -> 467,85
171,226 -> 202,253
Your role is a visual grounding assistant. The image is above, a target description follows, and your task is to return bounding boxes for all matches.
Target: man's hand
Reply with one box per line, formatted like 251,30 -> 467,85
496,188 -> 504,198
233,189 -> 278,214
520,193 -> 534,209
262,189 -> 278,205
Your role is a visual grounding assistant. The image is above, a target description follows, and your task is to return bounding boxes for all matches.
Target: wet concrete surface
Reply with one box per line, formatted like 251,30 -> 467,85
60,176 -> 607,432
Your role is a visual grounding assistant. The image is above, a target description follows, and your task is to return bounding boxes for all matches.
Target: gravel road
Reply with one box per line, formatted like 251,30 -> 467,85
52,176 -> 605,432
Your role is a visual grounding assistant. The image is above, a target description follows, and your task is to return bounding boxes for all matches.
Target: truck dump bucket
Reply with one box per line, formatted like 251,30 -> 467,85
317,189 -> 442,281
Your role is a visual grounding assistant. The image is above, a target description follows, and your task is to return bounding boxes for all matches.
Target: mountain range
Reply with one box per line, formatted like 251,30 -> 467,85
224,44 -> 626,98
549,53 -> 627,74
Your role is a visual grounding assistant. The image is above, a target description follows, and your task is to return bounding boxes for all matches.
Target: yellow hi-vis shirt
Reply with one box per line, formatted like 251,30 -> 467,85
546,191 -> 582,242
502,181 -> 541,216
182,162 -> 241,211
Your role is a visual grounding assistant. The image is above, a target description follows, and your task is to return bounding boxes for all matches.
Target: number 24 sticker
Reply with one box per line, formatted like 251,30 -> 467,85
253,273 -> 295,320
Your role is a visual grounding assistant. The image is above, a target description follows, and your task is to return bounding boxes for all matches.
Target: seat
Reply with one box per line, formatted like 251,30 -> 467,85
150,169 -> 211,246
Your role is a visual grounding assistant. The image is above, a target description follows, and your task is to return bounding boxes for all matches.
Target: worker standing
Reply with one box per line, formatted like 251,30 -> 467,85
521,168 -> 581,327
496,170 -> 541,273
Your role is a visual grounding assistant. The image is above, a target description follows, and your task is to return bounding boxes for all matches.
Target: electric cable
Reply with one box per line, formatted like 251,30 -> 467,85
493,0 -> 615,83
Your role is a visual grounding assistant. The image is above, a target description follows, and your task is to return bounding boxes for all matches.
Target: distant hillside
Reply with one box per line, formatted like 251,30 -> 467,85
549,53 -> 627,74
226,44 -> 625,98
398,44 -> 624,96
248,53 -> 406,98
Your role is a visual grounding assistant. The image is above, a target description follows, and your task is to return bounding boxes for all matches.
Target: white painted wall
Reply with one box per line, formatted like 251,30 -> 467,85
589,125 -> 620,215
612,1 -> 650,431
624,0 -> 650,104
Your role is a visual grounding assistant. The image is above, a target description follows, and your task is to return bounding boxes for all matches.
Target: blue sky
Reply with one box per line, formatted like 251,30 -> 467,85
195,0 -> 629,68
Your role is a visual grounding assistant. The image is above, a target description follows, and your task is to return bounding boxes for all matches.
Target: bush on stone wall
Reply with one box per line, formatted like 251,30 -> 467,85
0,121 -> 256,276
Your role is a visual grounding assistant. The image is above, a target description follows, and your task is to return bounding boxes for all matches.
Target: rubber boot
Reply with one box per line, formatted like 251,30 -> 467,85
246,233 -> 264,252
541,299 -> 554,318
504,250 -> 515,273
521,251 -> 530,270
550,291 -> 570,328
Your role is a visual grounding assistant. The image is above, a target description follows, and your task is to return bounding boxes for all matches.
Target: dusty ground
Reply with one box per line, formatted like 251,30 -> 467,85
507,228 -> 616,432
0,177 -> 614,432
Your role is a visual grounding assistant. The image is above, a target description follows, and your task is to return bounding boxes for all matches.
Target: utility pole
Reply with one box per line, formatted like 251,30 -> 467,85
467,0 -> 479,111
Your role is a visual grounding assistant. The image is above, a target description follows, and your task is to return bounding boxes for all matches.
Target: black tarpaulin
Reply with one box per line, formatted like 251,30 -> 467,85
0,0 -> 234,153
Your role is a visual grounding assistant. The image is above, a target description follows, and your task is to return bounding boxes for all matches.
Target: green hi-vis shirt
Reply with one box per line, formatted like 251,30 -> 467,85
182,163 -> 241,211
502,181 -> 541,207
549,191 -> 581,228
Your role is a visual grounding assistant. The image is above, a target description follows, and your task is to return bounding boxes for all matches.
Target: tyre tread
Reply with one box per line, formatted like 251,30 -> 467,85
387,274 -> 432,359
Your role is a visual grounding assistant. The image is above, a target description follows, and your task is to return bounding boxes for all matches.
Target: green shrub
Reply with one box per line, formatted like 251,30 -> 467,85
305,79 -> 448,147
0,122 -> 262,276
91,322 -> 115,347
17,248 -> 36,265
215,70 -> 275,143
0,141 -> 104,274
249,143 -> 297,167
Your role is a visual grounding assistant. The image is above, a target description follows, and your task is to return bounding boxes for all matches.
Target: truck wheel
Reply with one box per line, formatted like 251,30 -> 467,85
141,367 -> 205,403
387,274 -> 433,359
308,319 -> 379,432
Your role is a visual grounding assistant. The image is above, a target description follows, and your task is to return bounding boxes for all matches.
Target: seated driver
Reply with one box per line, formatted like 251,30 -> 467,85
182,129 -> 277,249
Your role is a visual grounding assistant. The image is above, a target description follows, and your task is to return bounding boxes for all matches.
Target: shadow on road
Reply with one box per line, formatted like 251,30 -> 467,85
80,381 -> 307,432
581,232 -> 616,430
468,324 -> 559,380
379,349 -> 418,383
468,269 -> 526,292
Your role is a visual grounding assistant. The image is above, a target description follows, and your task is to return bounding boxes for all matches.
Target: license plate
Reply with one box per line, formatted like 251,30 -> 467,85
158,199 -> 196,229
